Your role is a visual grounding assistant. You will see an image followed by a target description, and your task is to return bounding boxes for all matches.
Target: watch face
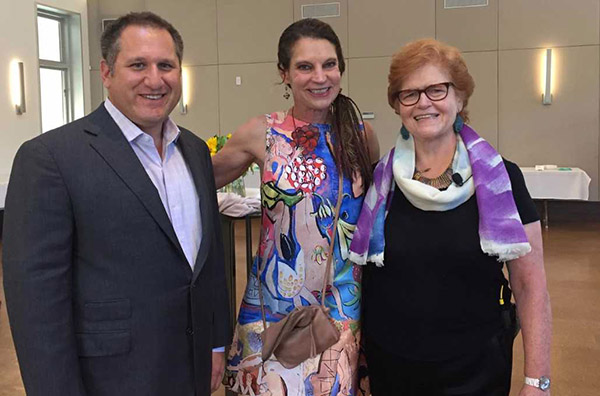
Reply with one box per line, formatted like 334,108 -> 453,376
540,376 -> 551,390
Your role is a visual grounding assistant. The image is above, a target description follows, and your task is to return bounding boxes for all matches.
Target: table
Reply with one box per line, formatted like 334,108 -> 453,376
520,167 -> 591,227
220,213 -> 258,330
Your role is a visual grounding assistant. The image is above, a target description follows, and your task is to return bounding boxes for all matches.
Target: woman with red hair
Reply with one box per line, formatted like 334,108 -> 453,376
350,39 -> 552,395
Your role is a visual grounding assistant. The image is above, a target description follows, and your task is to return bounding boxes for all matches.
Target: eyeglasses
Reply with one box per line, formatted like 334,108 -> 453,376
396,82 -> 454,106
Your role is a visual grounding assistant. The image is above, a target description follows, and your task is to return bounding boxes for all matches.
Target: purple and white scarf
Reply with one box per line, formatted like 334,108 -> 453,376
349,124 -> 531,266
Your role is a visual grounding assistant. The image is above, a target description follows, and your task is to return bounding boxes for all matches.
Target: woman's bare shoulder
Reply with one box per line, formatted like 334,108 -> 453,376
223,114 -> 270,165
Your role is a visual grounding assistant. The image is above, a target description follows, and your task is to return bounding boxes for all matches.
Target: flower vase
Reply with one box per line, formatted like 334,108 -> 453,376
222,176 -> 246,197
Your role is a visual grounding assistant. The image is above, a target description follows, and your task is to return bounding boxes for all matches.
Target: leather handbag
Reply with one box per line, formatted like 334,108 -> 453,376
258,169 -> 344,369
261,304 -> 340,369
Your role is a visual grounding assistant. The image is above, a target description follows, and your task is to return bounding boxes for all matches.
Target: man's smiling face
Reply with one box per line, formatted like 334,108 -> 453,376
101,25 -> 181,136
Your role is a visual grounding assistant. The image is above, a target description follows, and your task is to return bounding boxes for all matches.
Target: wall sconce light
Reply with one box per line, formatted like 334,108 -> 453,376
542,48 -> 552,105
180,67 -> 189,115
179,97 -> 187,115
11,61 -> 26,115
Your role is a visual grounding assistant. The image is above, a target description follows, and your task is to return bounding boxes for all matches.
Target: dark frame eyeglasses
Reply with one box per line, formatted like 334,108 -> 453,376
396,82 -> 454,106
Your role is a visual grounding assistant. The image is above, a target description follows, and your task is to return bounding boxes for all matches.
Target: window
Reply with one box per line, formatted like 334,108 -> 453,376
37,6 -> 84,133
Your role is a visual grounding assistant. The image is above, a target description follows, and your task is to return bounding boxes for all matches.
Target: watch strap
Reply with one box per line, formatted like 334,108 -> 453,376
524,377 -> 540,388
525,376 -> 550,391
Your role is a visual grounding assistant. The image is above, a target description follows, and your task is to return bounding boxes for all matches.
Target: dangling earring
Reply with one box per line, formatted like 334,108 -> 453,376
400,125 -> 410,140
453,114 -> 464,133
283,85 -> 291,100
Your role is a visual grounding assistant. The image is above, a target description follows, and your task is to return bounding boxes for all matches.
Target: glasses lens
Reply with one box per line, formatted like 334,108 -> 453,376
425,83 -> 449,100
399,90 -> 419,106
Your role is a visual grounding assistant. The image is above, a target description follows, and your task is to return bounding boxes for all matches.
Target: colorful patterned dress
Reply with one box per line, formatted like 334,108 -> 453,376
224,111 -> 368,396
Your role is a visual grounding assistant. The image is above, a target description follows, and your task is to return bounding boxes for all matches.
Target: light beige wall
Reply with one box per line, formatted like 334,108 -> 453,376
347,57 -> 397,151
0,1 -> 40,179
461,51 -> 498,147
218,0 -> 292,64
499,0 -> 600,49
499,46 -> 600,198
0,0 -> 91,178
349,0 -> 435,57
218,62 -> 286,134
436,0 -> 498,52
85,0 -> 600,200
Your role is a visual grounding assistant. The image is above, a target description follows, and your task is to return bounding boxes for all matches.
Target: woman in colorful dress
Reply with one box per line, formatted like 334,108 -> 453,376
212,18 -> 379,396
349,39 -> 552,395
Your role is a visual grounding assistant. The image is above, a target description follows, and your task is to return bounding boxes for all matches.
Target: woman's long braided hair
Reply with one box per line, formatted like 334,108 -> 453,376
277,18 -> 373,188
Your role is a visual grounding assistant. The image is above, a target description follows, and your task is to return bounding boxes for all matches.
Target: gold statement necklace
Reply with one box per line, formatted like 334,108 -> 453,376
413,166 -> 453,190
412,144 -> 456,190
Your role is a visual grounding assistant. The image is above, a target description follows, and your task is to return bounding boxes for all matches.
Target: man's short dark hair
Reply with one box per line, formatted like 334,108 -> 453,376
101,12 -> 184,72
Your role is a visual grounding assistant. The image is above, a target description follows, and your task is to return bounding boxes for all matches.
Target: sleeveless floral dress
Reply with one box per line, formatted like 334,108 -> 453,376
223,111 -> 369,396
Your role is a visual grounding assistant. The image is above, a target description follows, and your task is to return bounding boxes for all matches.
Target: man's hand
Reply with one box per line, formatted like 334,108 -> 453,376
519,384 -> 550,396
211,351 -> 225,393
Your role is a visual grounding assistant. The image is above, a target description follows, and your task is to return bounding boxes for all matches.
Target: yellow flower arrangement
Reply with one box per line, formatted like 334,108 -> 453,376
206,133 -> 232,156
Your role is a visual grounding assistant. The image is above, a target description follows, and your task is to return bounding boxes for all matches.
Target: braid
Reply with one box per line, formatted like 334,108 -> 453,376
331,94 -> 373,188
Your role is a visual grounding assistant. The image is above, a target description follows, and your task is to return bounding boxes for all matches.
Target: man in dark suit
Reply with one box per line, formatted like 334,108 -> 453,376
2,12 -> 230,396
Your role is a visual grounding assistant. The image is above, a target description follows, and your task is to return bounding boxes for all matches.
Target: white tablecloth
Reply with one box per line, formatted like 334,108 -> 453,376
520,167 -> 591,200
217,192 -> 261,217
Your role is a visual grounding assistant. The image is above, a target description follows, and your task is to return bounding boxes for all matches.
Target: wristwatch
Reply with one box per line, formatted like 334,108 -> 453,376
525,376 -> 551,391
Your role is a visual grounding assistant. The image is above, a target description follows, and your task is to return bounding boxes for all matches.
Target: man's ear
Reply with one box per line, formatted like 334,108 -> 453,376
100,60 -> 111,89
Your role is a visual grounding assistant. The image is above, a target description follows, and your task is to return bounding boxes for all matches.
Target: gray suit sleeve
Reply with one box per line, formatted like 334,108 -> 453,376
2,139 -> 86,395
201,144 -> 232,348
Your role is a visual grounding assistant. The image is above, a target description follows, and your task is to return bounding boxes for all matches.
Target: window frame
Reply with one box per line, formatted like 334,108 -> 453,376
36,6 -> 82,132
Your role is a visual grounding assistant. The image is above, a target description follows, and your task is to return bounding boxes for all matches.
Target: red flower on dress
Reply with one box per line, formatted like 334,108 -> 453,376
292,125 -> 320,155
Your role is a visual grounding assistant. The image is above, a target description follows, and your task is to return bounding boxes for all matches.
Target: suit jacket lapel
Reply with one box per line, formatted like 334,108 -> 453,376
84,106 -> 189,267
177,131 -> 212,280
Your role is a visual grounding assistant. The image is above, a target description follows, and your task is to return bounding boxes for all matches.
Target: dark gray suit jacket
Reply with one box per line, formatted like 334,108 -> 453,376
2,105 -> 231,396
